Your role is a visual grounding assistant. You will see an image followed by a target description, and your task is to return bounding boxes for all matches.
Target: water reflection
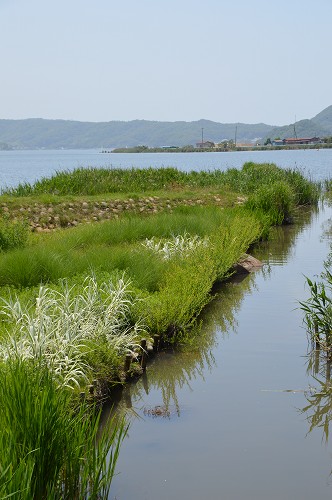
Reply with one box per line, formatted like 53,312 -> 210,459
108,206 -> 318,424
200,273 -> 258,337
116,342 -> 218,419
254,206 -> 316,267
302,350 -> 332,443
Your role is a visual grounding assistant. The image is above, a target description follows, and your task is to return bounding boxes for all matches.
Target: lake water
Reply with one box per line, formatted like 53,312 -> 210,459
110,203 -> 332,500
1,148 -> 332,189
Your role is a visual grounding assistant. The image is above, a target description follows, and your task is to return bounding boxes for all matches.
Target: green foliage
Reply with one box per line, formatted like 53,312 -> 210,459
2,163 -> 319,205
245,181 -> 295,225
0,206 -> 234,288
136,213 -> 262,337
0,274 -> 143,388
0,217 -> 28,251
221,162 -> 319,205
300,269 -> 332,351
0,359 -> 127,499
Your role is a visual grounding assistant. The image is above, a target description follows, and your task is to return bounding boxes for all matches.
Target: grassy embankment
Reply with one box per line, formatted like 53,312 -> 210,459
0,163 -> 319,386
0,162 -> 319,496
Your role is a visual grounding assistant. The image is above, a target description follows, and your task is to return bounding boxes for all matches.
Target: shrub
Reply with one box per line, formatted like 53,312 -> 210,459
0,218 -> 28,251
245,181 -> 295,225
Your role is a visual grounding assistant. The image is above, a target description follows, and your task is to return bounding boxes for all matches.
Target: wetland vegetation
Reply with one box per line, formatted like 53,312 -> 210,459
0,162 -> 319,496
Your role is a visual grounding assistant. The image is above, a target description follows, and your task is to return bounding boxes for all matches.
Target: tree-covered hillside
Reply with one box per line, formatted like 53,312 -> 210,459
0,118 -> 273,149
264,106 -> 332,141
1,105 -> 332,149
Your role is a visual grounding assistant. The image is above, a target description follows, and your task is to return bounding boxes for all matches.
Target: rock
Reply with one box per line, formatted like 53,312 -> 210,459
234,254 -> 263,274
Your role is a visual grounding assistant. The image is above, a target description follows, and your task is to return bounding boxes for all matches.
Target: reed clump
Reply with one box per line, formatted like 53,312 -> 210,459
300,266 -> 332,354
0,273 -> 144,388
1,163 -> 319,206
0,359 -> 126,499
0,217 -> 28,251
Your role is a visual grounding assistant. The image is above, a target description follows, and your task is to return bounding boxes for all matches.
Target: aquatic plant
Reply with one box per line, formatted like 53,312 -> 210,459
0,359 -> 126,498
138,213 -> 262,336
0,206 -> 230,288
1,164 -> 319,205
245,180 -> 295,225
300,269 -> 332,353
141,232 -> 209,260
301,376 -> 332,444
0,274 -> 143,388
0,217 -> 28,251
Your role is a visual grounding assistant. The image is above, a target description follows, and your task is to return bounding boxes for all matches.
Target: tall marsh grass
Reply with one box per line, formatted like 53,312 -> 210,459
0,206 -> 237,288
137,213 -> 262,336
0,274 -> 143,388
300,266 -> 332,353
0,217 -> 28,251
2,163 -> 319,204
0,359 -> 126,499
244,181 -> 295,225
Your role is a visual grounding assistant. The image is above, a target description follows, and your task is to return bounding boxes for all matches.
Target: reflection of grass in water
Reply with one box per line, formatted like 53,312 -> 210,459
112,205 -> 319,420
301,377 -> 332,443
116,340 -> 218,419
200,273 -> 257,337
135,205 -> 319,414
302,348 -> 332,443
253,205 -> 316,268
151,347 -> 217,414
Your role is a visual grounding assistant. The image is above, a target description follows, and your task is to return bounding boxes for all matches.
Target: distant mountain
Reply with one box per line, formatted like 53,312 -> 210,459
311,105 -> 332,129
264,105 -> 332,141
0,118 -> 273,150
1,106 -> 332,150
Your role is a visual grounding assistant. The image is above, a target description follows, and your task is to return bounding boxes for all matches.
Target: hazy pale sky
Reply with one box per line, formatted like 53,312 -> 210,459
1,0 -> 331,125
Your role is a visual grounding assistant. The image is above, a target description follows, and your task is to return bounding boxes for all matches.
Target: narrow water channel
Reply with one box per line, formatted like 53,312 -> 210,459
110,202 -> 332,500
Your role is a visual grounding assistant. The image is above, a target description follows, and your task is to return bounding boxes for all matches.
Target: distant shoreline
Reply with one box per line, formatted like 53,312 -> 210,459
109,144 -> 332,154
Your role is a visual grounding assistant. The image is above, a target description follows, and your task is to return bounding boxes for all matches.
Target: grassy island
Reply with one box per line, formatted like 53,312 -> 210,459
0,162 -> 319,496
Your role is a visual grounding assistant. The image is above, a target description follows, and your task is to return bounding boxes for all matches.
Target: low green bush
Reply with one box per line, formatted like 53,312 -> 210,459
0,217 -> 28,251
245,181 -> 295,225
135,213 -> 262,336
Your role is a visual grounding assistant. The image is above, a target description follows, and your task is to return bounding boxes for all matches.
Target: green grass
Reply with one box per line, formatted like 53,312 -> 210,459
0,359 -> 127,499
0,217 -> 28,251
0,206 -> 241,288
300,267 -> 332,353
1,163 -> 320,205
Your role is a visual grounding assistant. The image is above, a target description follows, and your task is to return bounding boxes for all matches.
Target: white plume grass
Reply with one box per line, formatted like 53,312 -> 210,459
0,274 -> 143,389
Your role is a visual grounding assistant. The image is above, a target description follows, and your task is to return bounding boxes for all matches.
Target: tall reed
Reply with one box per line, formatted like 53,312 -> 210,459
0,274 -> 143,388
2,163 -> 319,204
0,217 -> 28,251
0,359 -> 127,499
300,267 -> 332,352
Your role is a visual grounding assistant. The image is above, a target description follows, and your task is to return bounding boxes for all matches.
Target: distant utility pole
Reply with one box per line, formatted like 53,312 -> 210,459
201,127 -> 204,145
294,115 -> 297,139
234,125 -> 237,147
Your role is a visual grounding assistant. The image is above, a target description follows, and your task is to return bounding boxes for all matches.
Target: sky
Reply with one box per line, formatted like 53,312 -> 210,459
1,0 -> 332,125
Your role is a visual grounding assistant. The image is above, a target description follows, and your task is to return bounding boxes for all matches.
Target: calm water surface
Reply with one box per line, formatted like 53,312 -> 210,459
2,149 -> 332,498
1,148 -> 332,188
110,203 -> 332,500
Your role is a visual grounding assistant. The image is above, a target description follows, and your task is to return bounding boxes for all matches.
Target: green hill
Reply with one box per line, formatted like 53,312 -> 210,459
264,106 -> 332,142
0,118 -> 273,149
1,105 -> 332,150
